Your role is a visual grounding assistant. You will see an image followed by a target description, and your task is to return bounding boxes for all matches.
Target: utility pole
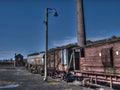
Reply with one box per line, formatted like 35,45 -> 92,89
44,8 -> 58,81
44,8 -> 48,81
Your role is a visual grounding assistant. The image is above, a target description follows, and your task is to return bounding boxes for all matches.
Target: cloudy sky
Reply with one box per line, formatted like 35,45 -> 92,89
0,0 -> 120,59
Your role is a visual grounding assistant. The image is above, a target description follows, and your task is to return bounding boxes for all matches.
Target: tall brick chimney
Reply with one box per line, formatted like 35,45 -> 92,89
77,0 -> 86,47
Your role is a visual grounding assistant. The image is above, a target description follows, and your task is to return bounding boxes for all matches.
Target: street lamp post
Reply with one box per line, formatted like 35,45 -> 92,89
44,8 -> 58,81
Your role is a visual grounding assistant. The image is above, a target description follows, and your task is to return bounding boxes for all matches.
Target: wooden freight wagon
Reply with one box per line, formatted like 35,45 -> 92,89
78,37 -> 120,87
81,37 -> 120,74
47,44 -> 78,77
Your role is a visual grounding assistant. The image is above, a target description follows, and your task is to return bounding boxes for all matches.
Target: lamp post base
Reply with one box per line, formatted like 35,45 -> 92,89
43,77 -> 47,81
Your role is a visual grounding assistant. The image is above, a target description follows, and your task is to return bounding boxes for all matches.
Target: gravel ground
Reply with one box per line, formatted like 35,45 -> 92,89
0,65 -> 93,90
0,65 -> 117,90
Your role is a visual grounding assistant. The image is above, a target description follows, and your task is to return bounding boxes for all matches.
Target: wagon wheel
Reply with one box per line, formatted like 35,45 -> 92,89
61,73 -> 69,82
51,72 -> 57,79
82,79 -> 91,88
60,72 -> 66,81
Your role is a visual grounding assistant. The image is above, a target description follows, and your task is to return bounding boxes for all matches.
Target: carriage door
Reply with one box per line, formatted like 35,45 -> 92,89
74,48 -> 81,70
101,48 -> 114,73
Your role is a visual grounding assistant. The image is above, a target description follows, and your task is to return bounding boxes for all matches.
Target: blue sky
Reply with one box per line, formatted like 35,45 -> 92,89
0,0 -> 120,59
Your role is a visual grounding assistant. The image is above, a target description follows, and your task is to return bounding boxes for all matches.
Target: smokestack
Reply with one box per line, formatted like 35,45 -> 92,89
77,0 -> 86,47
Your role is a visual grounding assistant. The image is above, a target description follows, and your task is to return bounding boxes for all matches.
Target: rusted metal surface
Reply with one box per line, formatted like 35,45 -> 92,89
48,44 -> 78,73
81,72 -> 120,87
27,52 -> 45,66
26,52 -> 45,73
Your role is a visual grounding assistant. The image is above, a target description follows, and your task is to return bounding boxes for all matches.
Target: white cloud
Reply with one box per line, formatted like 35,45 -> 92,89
52,37 -> 77,47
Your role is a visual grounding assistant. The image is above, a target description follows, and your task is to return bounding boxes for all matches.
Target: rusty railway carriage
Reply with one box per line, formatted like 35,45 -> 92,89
72,37 -> 120,88
27,52 -> 45,74
26,37 -> 120,88
47,44 -> 79,78
26,44 -> 79,78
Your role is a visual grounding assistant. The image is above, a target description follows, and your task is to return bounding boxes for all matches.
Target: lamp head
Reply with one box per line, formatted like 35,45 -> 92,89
54,12 -> 58,17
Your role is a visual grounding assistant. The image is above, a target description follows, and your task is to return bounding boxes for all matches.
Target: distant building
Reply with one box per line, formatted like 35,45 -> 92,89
14,54 -> 24,66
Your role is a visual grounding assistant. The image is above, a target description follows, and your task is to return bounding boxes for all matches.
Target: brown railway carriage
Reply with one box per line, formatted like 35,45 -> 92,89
81,38 -> 120,74
75,37 -> 120,87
